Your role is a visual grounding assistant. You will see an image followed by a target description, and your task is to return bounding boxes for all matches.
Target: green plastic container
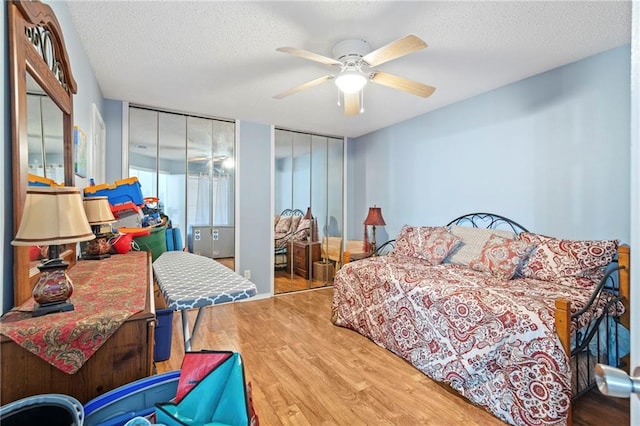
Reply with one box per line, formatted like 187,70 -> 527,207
134,225 -> 167,262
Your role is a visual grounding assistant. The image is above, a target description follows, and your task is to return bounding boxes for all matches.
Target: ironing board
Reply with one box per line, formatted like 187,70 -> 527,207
152,251 -> 257,351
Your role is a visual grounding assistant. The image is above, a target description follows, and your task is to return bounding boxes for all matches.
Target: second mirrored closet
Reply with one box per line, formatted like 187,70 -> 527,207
274,129 -> 344,294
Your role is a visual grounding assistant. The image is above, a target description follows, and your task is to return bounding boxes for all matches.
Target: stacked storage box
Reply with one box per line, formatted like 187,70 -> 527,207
84,177 -> 146,231
27,173 -> 62,187
83,177 -> 144,206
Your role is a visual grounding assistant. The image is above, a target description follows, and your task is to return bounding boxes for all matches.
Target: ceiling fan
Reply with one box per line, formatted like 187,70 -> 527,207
273,34 -> 436,116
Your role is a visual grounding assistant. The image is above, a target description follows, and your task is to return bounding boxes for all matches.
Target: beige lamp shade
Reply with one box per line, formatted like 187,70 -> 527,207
11,187 -> 95,246
83,196 -> 116,225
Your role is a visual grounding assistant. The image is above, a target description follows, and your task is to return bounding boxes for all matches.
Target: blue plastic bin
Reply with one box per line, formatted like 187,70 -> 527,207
83,371 -> 179,426
84,177 -> 144,206
165,228 -> 175,251
173,227 -> 183,251
154,309 -> 174,362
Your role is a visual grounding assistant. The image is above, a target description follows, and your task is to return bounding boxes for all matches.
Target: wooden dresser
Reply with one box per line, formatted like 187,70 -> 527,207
288,241 -> 321,279
0,251 -> 155,405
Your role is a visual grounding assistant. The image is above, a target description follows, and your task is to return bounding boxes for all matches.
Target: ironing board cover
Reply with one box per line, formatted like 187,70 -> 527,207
153,251 -> 257,311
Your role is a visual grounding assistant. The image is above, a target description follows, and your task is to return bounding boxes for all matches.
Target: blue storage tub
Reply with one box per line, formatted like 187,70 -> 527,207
84,177 -> 144,207
28,173 -> 62,187
154,309 -> 174,362
165,228 -> 175,251
83,371 -> 179,426
173,227 -> 183,251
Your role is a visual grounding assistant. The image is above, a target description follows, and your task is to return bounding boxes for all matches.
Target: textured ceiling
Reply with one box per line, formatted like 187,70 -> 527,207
67,1 -> 631,138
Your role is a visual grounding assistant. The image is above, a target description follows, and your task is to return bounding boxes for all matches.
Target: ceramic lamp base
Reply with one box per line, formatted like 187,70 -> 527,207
32,259 -> 74,317
82,253 -> 111,260
85,235 -> 112,257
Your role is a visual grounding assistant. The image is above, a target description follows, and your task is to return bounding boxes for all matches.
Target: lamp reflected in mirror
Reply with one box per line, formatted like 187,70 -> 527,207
83,196 -> 116,260
11,187 -> 95,316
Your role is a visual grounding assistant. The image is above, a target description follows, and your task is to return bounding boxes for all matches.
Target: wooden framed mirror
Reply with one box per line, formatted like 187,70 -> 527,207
9,0 -> 77,305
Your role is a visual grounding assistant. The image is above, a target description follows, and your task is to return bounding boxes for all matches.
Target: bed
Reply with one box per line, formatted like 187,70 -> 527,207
331,213 -> 630,426
274,208 -> 311,268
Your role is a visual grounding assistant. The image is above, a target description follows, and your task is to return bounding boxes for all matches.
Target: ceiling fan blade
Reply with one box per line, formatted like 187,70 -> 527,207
276,47 -> 342,66
273,75 -> 333,99
370,71 -> 436,98
344,92 -> 360,116
362,34 -> 427,67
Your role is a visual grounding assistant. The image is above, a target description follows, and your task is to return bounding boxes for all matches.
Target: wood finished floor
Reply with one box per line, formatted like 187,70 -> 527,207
212,257 -> 332,294
155,287 -> 629,426
274,268 -> 332,294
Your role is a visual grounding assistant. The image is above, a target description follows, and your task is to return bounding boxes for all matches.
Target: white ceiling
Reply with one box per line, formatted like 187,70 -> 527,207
67,1 -> 631,139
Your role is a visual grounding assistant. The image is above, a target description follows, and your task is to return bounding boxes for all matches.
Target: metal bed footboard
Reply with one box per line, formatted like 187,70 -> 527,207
570,261 -> 627,399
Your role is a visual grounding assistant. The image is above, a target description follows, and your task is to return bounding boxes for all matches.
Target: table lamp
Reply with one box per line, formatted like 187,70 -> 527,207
83,196 -> 116,259
363,206 -> 386,253
11,187 -> 95,316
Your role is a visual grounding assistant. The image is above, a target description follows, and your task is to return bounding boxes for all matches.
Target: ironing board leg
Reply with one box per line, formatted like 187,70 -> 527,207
182,307 -> 207,352
192,307 -> 206,343
181,309 -> 192,352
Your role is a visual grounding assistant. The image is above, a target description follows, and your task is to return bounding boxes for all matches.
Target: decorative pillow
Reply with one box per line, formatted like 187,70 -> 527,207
291,215 -> 302,233
275,215 -> 292,233
468,234 -> 536,280
391,225 -> 462,265
518,232 -> 618,284
445,225 -> 517,267
274,215 -> 280,229
296,218 -> 311,233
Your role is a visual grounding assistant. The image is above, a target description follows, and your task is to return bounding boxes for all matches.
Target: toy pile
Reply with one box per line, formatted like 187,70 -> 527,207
83,178 -> 182,260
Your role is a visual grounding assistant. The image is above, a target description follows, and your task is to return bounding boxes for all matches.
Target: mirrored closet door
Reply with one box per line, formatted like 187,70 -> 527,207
274,129 -> 343,294
128,106 -> 235,267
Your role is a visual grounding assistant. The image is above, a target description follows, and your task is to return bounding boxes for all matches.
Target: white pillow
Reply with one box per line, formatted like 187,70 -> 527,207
445,225 -> 516,267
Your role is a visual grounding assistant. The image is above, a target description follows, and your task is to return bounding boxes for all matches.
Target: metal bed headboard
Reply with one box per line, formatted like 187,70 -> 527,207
445,212 -> 529,234
279,208 -> 305,217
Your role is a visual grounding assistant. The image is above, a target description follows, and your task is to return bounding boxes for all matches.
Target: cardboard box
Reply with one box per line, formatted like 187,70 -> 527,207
313,261 -> 335,282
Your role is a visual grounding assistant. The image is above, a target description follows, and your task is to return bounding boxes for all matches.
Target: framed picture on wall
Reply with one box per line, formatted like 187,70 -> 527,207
74,125 -> 87,178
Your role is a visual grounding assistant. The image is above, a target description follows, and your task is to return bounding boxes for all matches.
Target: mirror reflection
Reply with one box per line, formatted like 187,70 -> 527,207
27,73 -> 64,183
25,73 -> 66,269
128,107 -> 236,268
274,129 -> 343,294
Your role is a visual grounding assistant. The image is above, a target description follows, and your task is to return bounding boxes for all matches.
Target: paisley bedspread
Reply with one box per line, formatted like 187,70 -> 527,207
331,255 -> 617,426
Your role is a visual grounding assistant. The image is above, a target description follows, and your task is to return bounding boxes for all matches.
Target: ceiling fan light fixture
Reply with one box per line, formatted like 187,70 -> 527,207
335,72 -> 367,94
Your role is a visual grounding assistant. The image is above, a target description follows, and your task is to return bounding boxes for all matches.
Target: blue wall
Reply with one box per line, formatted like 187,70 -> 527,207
349,46 -> 631,244
103,99 -> 124,184
49,1 -> 104,190
237,121 -> 272,295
